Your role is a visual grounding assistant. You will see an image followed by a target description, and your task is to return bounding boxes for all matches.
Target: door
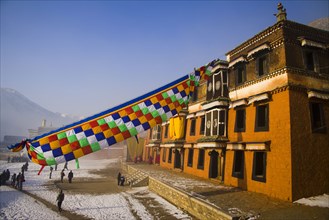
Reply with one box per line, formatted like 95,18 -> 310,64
209,150 -> 219,179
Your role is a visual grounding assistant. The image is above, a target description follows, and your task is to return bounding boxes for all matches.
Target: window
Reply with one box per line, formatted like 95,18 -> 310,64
252,152 -> 266,182
164,124 -> 169,138
197,149 -> 205,169
304,50 -> 319,72
206,71 -> 228,100
235,109 -> 246,132
187,148 -> 194,167
235,64 -> 246,85
152,125 -> 161,140
190,118 -> 196,136
310,102 -> 326,133
255,104 -> 269,132
256,55 -> 268,76
232,151 -> 244,178
168,148 -> 172,163
162,148 -> 167,162
205,109 -> 227,136
200,116 -> 205,135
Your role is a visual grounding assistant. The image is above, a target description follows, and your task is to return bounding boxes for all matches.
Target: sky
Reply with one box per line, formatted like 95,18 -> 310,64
1,0 -> 328,117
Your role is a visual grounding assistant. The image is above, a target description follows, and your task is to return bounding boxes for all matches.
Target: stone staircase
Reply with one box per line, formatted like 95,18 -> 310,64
125,169 -> 149,187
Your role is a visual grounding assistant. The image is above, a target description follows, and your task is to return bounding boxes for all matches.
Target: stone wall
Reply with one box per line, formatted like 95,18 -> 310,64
148,176 -> 232,220
126,165 -> 232,220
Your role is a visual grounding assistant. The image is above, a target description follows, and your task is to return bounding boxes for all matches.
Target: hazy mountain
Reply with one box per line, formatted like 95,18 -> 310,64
0,88 -> 81,141
308,17 -> 329,31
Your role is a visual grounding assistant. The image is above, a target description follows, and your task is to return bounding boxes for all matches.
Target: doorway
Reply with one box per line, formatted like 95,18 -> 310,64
209,150 -> 219,179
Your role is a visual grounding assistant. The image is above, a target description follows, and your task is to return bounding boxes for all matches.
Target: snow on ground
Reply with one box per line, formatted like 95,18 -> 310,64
294,194 -> 329,208
0,185 -> 66,220
0,158 -> 191,220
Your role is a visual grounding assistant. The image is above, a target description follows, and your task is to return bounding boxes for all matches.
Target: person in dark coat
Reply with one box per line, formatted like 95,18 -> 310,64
68,170 -> 73,183
16,173 -> 21,188
49,166 -> 53,179
56,190 -> 65,212
120,175 -> 125,186
60,170 -> 65,183
117,172 -> 121,186
11,173 -> 16,187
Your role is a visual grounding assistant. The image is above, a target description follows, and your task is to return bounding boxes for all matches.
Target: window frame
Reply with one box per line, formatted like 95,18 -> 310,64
190,118 -> 196,136
303,49 -> 319,72
164,124 -> 169,138
309,102 -> 326,133
255,104 -> 269,132
197,149 -> 205,170
235,63 -> 246,85
232,150 -> 244,179
168,148 -> 172,163
256,54 -> 268,77
151,125 -> 162,140
205,109 -> 227,136
162,148 -> 167,162
252,151 -> 267,182
187,148 -> 194,167
234,108 -> 246,132
200,116 -> 205,135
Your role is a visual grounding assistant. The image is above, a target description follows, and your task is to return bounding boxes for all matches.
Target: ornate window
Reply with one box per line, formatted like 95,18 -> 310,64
205,109 -> 226,136
151,125 -> 162,140
206,70 -> 229,100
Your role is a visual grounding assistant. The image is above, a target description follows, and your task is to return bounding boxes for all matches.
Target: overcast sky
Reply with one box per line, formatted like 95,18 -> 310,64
1,0 -> 328,117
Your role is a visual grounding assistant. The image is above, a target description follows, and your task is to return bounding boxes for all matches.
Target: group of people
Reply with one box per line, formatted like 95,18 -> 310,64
1,161 -> 69,213
0,169 -> 11,186
49,162 -> 73,184
60,169 -> 74,183
0,168 -> 26,190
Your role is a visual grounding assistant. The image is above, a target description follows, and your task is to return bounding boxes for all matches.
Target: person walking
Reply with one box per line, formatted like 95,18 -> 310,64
49,166 -> 53,179
117,172 -> 121,186
11,173 -> 16,187
68,170 -> 73,183
64,162 -> 69,171
15,173 -> 21,189
60,170 -> 65,183
56,189 -> 65,212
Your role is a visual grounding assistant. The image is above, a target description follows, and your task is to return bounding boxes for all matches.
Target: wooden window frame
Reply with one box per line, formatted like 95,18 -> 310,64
234,108 -> 246,132
252,151 -> 267,182
255,104 -> 269,132
232,150 -> 244,179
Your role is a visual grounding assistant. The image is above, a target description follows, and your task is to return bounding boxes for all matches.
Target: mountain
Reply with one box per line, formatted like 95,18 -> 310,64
0,88 -> 81,141
308,17 -> 329,31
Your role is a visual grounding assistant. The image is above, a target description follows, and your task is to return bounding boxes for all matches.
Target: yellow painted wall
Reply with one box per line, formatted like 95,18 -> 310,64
225,89 -> 293,201
289,88 -> 329,201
